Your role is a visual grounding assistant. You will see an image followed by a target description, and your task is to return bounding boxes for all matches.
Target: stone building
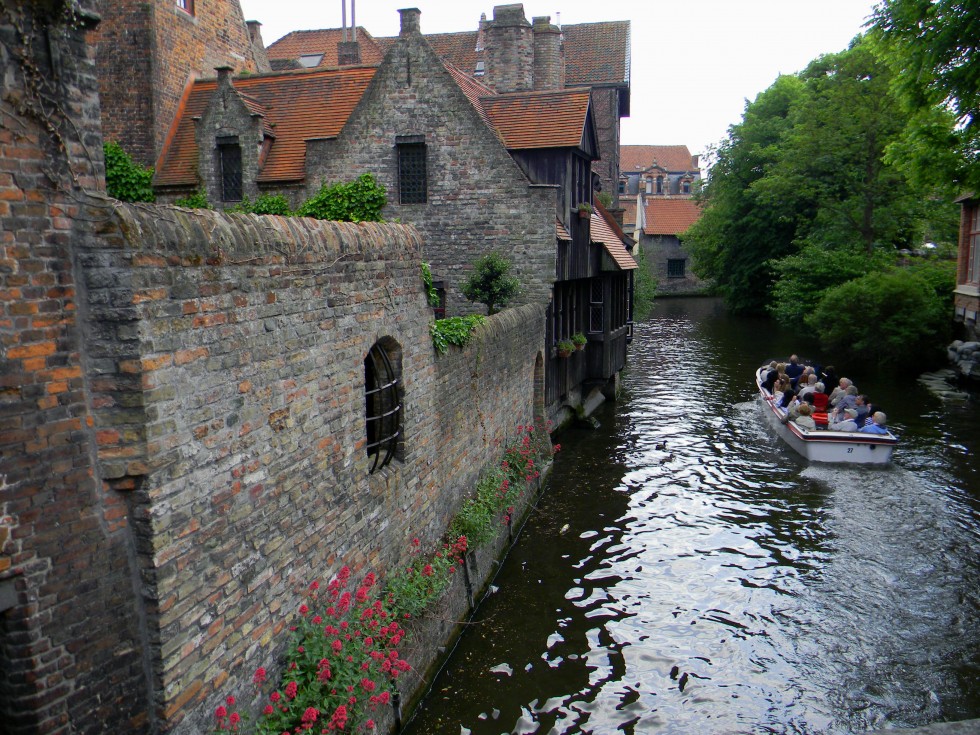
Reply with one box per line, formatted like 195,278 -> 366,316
268,3 -> 632,208
92,0 -> 271,168
1,2 -> 549,733
153,7 -> 637,425
619,144 -> 700,198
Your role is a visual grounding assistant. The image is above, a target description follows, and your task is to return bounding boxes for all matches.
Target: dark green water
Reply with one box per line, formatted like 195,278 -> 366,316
404,297 -> 980,734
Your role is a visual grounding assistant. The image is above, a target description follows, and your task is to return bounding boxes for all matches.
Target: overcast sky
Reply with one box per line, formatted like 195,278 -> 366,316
239,0 -> 881,158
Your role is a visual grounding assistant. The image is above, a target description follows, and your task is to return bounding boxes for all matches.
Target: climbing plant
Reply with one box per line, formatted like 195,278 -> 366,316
296,173 -> 387,222
103,141 -> 155,202
429,315 -> 486,354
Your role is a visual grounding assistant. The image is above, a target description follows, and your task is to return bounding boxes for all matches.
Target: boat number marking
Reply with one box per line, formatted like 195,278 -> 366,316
847,448 -> 854,453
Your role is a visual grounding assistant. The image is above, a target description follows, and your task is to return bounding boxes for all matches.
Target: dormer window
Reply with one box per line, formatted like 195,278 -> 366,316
645,177 -> 652,195
474,61 -> 485,76
656,176 -> 664,195
682,180 -> 691,194
299,54 -> 323,68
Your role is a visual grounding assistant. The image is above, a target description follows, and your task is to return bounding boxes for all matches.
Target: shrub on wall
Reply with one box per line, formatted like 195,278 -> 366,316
229,194 -> 293,216
174,190 -> 212,209
103,141 -> 155,203
297,174 -> 387,222
429,315 -> 486,354
461,252 -> 520,315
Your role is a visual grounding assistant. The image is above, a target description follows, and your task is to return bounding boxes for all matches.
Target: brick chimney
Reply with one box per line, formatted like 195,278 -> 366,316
485,4 -> 533,93
532,16 -> 564,90
246,21 -> 272,73
399,7 -> 421,36
338,40 -> 361,65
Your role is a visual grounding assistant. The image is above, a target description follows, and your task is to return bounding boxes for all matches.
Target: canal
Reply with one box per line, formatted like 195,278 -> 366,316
404,297 -> 980,735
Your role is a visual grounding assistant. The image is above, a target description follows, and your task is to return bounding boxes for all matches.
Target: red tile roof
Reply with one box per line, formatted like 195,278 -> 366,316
642,198 -> 702,236
590,213 -> 637,270
155,67 -> 378,187
480,89 -> 591,149
556,218 -> 571,241
621,145 -> 697,173
562,21 -> 630,86
265,28 -> 386,67
443,62 -> 498,132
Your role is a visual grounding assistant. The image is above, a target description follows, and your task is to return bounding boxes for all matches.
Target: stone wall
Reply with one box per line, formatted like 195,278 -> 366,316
72,203 -> 546,732
1,2 -> 549,731
306,12 -> 557,316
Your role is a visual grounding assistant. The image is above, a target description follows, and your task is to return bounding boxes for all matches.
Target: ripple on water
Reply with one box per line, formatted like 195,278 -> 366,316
404,307 -> 980,735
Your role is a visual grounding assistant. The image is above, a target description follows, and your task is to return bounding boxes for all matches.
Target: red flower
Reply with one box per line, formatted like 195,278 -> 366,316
422,565 -> 433,577
284,681 -> 298,700
263,705 -> 274,716
270,691 -> 281,703
215,705 -> 227,719
360,677 -> 376,692
253,667 -> 267,685
312,615 -> 322,624
302,707 -> 319,723
411,537 -> 420,547
332,639 -> 343,653
226,695 -> 235,706
299,604 -> 309,616
229,713 -> 240,726
310,580 -> 320,591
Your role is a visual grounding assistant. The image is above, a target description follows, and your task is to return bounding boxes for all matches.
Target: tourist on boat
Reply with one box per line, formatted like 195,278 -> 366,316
831,385 -> 859,414
830,407 -> 860,432
853,395 -> 870,426
794,403 -> 816,430
778,388 -> 796,410
811,382 -> 829,413
820,365 -> 838,391
784,355 -> 805,386
797,374 -> 819,399
858,411 -> 889,434
828,378 -> 853,407
762,361 -> 779,392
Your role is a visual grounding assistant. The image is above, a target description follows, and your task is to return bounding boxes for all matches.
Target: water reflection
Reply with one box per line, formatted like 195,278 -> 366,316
404,298 -> 980,735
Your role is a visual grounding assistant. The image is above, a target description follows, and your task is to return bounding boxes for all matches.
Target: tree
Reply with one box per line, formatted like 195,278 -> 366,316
871,0 -> 980,192
460,252 -> 520,315
807,268 -> 951,372
684,75 -> 805,314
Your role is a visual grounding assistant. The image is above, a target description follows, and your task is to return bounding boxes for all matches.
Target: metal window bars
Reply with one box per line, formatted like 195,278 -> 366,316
364,343 -> 401,473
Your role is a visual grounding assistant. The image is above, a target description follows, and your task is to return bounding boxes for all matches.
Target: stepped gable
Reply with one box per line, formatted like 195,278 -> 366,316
642,198 -> 702,236
480,88 -> 592,149
621,144 -> 697,173
155,66 -> 377,187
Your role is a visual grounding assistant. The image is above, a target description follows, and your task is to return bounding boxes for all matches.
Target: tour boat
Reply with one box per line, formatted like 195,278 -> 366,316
755,367 -> 898,464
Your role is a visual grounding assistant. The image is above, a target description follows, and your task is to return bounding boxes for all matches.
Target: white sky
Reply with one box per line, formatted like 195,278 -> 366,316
239,0 -> 880,158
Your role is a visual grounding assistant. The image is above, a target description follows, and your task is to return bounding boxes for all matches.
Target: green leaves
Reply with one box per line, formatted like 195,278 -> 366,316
429,315 -> 486,354
296,173 -> 387,222
103,141 -> 155,203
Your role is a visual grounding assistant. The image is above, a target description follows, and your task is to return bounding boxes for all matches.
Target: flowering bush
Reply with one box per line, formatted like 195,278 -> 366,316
450,423 -> 558,547
385,536 -> 468,620
216,570 -> 408,734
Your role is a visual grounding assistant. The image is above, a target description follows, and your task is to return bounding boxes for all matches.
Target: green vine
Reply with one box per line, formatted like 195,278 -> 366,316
421,262 -> 440,307
103,141 -> 155,202
227,193 -> 292,216
174,190 -> 211,210
430,315 -> 485,355
296,173 -> 386,222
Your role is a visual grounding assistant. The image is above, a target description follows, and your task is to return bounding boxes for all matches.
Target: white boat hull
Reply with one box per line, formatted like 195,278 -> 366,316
756,369 -> 897,465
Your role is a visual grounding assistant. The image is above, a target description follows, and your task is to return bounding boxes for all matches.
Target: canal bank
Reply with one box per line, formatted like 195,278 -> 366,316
402,297 -> 980,734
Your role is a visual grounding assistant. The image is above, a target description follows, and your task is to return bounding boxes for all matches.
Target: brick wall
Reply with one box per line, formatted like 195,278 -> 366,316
72,202 -> 546,732
3,2 -> 549,731
1,2 -> 149,732
591,86 -> 624,207
306,13 -> 557,317
95,0 -> 259,167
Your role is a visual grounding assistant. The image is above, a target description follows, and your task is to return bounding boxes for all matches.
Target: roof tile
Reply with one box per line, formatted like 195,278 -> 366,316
642,198 -> 702,236
480,89 -> 591,149
155,67 -> 377,187
266,28 -> 386,67
620,145 -> 697,173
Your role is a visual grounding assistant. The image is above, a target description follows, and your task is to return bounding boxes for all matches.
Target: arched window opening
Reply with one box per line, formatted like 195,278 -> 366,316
364,341 -> 402,473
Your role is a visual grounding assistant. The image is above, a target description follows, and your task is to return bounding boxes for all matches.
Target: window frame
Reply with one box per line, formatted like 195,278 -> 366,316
396,135 -> 427,205
176,0 -> 194,16
667,258 -> 686,279
216,136 -> 243,203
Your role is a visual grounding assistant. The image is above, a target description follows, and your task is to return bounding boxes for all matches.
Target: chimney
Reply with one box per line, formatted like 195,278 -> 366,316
338,40 -> 361,65
216,65 -> 234,91
399,7 -> 421,36
532,16 -> 564,90
484,4 -> 533,93
245,21 -> 272,73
